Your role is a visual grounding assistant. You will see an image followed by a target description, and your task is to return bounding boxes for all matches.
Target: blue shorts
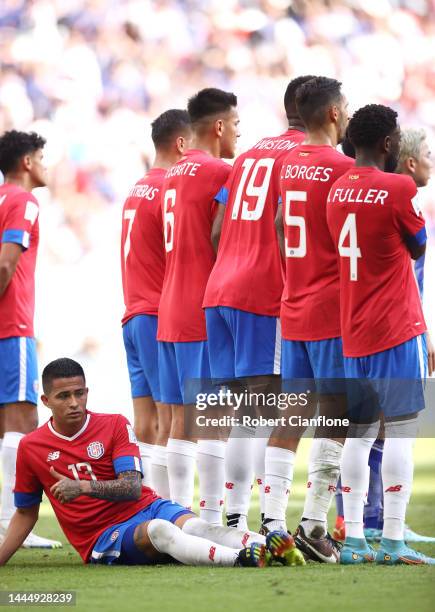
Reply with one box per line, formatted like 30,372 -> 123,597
281,337 -> 345,394
0,337 -> 38,405
205,307 -> 281,379
344,334 -> 427,420
90,499 -> 192,565
123,315 -> 160,402
158,341 -> 211,404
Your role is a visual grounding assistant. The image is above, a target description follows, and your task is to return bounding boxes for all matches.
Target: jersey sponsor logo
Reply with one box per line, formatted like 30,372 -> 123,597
385,484 -> 402,493
127,424 -> 138,445
349,174 -> 359,180
298,152 -> 310,157
110,529 -> 120,542
47,451 -> 60,461
209,546 -> 216,562
87,441 -> 104,459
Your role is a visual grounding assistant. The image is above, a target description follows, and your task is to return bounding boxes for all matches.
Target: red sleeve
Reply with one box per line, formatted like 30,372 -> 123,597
14,440 -> 43,508
111,415 -> 143,475
1,192 -> 39,250
392,176 -> 426,242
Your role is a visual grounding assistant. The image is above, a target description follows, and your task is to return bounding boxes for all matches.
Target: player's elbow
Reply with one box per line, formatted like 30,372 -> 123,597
409,243 -> 426,260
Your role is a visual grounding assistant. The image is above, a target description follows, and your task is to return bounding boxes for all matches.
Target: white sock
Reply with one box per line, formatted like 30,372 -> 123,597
166,439 -> 197,508
382,419 -> 416,541
254,429 -> 272,517
225,428 -> 255,524
150,445 -> 170,499
301,438 -> 343,536
137,442 -> 153,487
197,440 -> 225,525
341,423 -> 379,539
264,446 -> 295,530
147,519 -> 238,566
1,432 -> 24,522
182,516 -> 265,548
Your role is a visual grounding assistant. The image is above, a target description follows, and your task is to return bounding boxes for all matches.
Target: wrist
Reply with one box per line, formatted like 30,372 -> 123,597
80,480 -> 92,495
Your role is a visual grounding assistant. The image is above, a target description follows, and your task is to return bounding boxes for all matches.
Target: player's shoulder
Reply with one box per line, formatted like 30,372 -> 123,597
375,170 -> 416,198
19,421 -> 51,448
0,183 -> 37,206
88,411 -> 129,425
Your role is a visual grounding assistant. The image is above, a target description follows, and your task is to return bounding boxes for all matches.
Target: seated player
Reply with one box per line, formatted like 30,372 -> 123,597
327,104 -> 435,565
0,358 -> 305,568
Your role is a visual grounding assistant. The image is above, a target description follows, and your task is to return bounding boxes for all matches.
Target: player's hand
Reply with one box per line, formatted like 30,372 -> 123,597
427,332 -> 435,376
49,466 -> 82,503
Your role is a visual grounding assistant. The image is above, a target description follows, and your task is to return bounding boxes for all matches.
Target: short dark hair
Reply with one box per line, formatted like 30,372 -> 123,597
341,132 -> 356,159
348,104 -> 398,149
0,130 -> 46,175
42,358 -> 85,394
151,109 -> 191,148
283,75 -> 316,119
295,76 -> 343,128
187,88 -> 237,124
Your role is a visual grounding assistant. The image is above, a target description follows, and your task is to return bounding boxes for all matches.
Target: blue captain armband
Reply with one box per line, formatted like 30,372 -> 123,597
215,186 -> 229,205
113,455 -> 143,476
14,491 -> 43,508
2,229 -> 30,249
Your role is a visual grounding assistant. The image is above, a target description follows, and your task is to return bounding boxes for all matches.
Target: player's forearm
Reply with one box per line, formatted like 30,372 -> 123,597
80,471 -> 142,501
0,509 -> 38,566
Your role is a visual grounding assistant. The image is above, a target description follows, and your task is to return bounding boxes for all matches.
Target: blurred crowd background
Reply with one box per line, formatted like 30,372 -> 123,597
1,0 -> 434,417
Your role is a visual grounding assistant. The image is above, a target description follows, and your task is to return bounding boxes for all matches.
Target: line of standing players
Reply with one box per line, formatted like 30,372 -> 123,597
121,76 -> 435,566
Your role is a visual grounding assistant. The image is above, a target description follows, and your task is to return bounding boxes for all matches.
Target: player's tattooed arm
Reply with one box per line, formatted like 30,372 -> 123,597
86,471 -> 142,501
49,467 -> 142,503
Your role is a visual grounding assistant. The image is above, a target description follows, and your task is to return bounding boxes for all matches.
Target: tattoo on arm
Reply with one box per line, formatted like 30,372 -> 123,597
88,471 -> 142,501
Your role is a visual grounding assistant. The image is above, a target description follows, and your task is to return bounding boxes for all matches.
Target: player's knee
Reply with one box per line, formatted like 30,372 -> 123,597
147,519 -> 179,552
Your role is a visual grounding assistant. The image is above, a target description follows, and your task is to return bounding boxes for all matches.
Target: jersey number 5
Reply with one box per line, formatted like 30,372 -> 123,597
284,190 -> 307,258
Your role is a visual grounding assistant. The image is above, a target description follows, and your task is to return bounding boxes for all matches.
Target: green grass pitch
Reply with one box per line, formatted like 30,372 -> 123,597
1,439 -> 434,612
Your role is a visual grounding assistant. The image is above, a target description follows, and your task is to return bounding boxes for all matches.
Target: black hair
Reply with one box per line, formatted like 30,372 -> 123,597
42,358 -> 85,394
0,130 -> 46,175
151,109 -> 191,148
341,131 -> 356,159
283,75 -> 316,119
187,88 -> 237,124
348,104 -> 398,149
295,76 -> 343,128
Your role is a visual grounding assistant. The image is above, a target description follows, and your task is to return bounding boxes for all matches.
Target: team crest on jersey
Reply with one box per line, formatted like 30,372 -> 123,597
87,441 -> 104,459
110,530 -> 120,542
47,451 -> 60,462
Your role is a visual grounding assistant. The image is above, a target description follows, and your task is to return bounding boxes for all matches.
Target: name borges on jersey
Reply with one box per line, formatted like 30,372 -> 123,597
281,164 -> 333,182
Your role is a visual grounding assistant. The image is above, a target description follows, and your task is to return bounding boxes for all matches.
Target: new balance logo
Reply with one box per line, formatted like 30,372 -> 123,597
209,546 -> 216,562
47,451 -> 60,461
385,485 -> 402,493
225,482 -> 234,490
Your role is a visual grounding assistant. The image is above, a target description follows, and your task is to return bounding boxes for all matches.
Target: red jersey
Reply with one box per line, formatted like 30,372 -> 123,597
157,150 -> 231,342
203,130 -> 305,316
327,167 -> 427,357
121,168 -> 166,324
0,184 -> 39,338
14,412 -> 159,562
280,145 -> 354,340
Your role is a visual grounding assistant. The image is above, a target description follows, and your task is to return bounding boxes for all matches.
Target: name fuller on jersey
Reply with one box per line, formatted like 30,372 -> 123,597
328,188 -> 389,205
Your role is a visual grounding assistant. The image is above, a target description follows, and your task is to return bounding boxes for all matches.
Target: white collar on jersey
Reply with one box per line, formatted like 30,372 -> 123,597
48,413 -> 91,441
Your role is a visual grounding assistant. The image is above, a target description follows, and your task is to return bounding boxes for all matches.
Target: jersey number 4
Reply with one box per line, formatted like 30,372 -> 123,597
338,213 -> 361,281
